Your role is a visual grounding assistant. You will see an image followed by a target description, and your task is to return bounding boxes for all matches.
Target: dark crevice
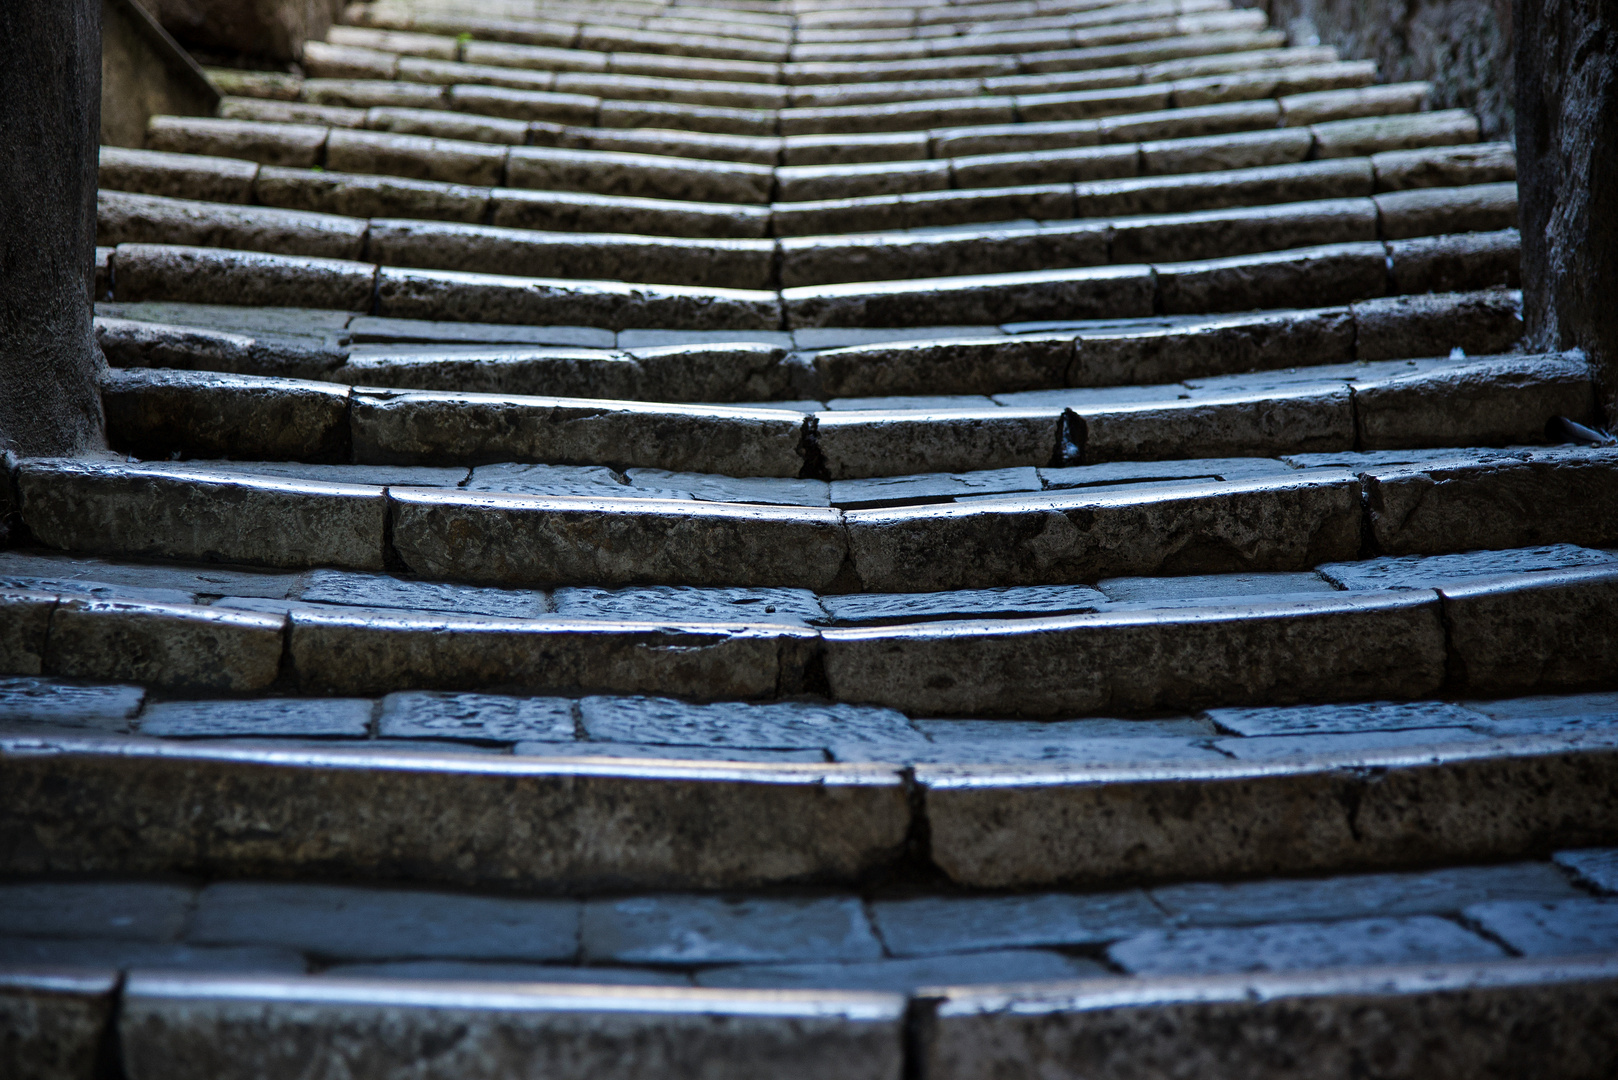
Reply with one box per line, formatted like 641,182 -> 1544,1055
1055,408 -> 1086,467
380,493 -> 409,573
797,414 -> 828,480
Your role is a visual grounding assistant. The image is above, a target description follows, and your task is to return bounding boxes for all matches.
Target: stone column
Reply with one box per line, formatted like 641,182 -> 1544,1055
1515,0 -> 1618,417
0,0 -> 106,456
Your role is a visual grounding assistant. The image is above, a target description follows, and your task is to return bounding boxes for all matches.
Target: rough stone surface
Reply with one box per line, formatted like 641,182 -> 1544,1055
582,895 -> 882,965
299,570 -> 551,620
378,691 -> 574,743
1515,0 -> 1618,415
1556,848 -> 1618,893
1465,897 -> 1618,957
696,951 -> 1108,992
553,586 -> 825,625
0,879 -> 193,941
0,677 -> 146,731
0,0 -> 105,456
1107,915 -> 1504,974
44,598 -> 284,693
1207,700 -> 1488,736
1319,544 -> 1618,591
578,696 -> 921,754
138,698 -> 372,738
0,969 -> 119,1080
1439,566 -> 1618,696
873,891 -> 1166,957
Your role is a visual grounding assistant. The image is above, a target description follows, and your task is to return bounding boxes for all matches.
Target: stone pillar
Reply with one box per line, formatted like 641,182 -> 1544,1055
0,0 -> 106,456
1515,0 -> 1618,417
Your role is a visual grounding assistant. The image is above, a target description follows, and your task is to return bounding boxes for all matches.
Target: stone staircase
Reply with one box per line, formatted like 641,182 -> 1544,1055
4,0 -> 1618,1075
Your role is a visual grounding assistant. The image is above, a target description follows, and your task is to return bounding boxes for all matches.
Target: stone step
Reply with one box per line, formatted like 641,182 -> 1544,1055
91,289 -> 1525,400
0,855 -> 1610,993
14,446 -> 1618,591
3,671 -> 1617,885
94,229 -> 1520,330
93,184 -> 1518,291
97,352 -> 1591,479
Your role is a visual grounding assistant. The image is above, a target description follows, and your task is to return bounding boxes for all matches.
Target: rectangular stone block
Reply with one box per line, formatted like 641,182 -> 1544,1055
45,599 -> 284,693
1374,182 -> 1519,241
0,736 -> 913,890
17,459 -> 387,571
1069,307 -> 1357,387
0,879 -> 193,940
1387,229 -> 1521,294
872,891 -> 1166,958
97,190 -> 369,262
365,105 -> 529,145
1108,915 -> 1503,975
0,968 -> 119,1080
815,409 -> 1061,480
812,335 -> 1073,399
1467,898 -> 1618,958
1079,385 -> 1354,461
1072,159 -> 1375,219
0,591 -> 57,677
288,606 -> 805,700
99,146 -> 259,204
784,266 -> 1157,329
1312,109 -> 1480,159
324,128 -> 507,186
102,368 -> 351,462
119,973 -> 904,1080
1155,241 -> 1389,314
1440,567 -> 1618,697
0,677 -> 145,731
490,187 -> 772,240
578,696 -> 920,756
139,698 -> 373,738
379,691 -> 574,743
821,585 -> 1106,626
256,167 -> 490,224
916,957 -> 1618,1080
376,267 -> 782,331
507,146 -> 773,204
1353,353 -> 1595,450
305,78 -> 447,110
825,590 -> 1442,717
350,389 -> 806,477
388,487 -> 848,590
1350,290 -> 1524,362
583,894 -> 882,965
1372,142 -> 1517,192
844,471 -> 1363,594
696,951 -> 1108,992
145,117 -> 328,168
1362,448 -> 1618,555
112,244 -> 377,312
1112,198 -> 1380,265
781,223 -> 1111,289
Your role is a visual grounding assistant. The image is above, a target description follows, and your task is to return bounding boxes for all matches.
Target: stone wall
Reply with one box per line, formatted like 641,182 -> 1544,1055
102,0 -> 220,148
1240,0 -> 1515,138
142,0 -> 346,63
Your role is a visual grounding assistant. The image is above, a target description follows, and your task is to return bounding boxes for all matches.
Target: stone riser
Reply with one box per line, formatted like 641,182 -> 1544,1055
93,232 -> 1521,331
98,353 -> 1592,479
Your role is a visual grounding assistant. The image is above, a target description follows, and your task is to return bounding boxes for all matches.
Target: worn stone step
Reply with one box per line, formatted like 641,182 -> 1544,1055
15,446 -> 1618,591
91,289 -> 1525,401
98,353 -> 1592,480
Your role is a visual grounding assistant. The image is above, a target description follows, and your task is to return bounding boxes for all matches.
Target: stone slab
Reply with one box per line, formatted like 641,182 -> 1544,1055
299,569 -> 552,619
581,894 -> 882,965
0,678 -> 146,730
1465,898 -> 1618,958
578,696 -> 921,753
45,599 -> 285,694
830,468 -> 1044,510
696,950 -> 1108,992
1150,863 -> 1584,927
467,462 -> 636,499
1555,849 -> 1618,894
324,961 -> 691,986
873,890 -> 1167,958
0,880 -> 192,941
908,733 -> 1224,767
1440,566 -> 1618,696
1107,915 -> 1505,975
1318,545 -> 1618,591
1214,727 -> 1497,761
820,585 -> 1107,626
378,691 -> 575,743
553,587 -> 826,626
0,551 -> 299,600
624,471 -> 833,507
189,882 -> 579,962
138,699 -> 373,739
1097,572 -> 1335,603
1205,701 -> 1489,737
517,742 -> 829,764
0,938 -> 304,974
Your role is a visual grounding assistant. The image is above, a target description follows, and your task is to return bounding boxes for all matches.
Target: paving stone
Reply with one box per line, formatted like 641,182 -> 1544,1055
821,585 -> 1106,626
189,882 -> 579,962
99,146 -> 260,203
915,717 -> 1217,742
844,471 -> 1363,594
1387,229 -> 1521,294
830,468 -> 1045,510
581,894 -> 883,965
1350,289 -> 1526,362
909,730 -> 1224,766
102,368 -> 352,463
696,950 -> 1109,991
810,334 -> 1073,399
553,587 -> 826,626
1215,727 -> 1500,761
379,691 -> 575,743
466,462 -> 636,498
375,267 -> 781,332
118,970 -> 905,1080
579,696 -> 921,753
388,488 -> 849,591
619,470 -> 832,506
43,599 -> 284,694
0,677 -> 144,733
168,461 -> 467,488
1151,863 -> 1586,928
0,881 -> 193,941
1468,691 -> 1618,726
17,459 -> 388,572
351,388 -> 806,478
324,960 -> 692,986
1439,566 -> 1618,697
299,569 -> 553,619
1466,898 -> 1618,958
1352,353 -> 1594,450
1555,849 -> 1618,894
824,396 -> 998,413
1362,450 -> 1618,555
1108,915 -> 1505,975
1097,571 -> 1335,603
917,956 -> 1618,1080
348,317 -> 612,349
0,551 -> 300,600
138,699 -> 374,739
872,889 -> 1166,958
1318,544 -> 1618,591
826,589 -> 1444,717
519,742 -> 828,763
1206,700 -> 1489,737
0,938 -> 305,974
